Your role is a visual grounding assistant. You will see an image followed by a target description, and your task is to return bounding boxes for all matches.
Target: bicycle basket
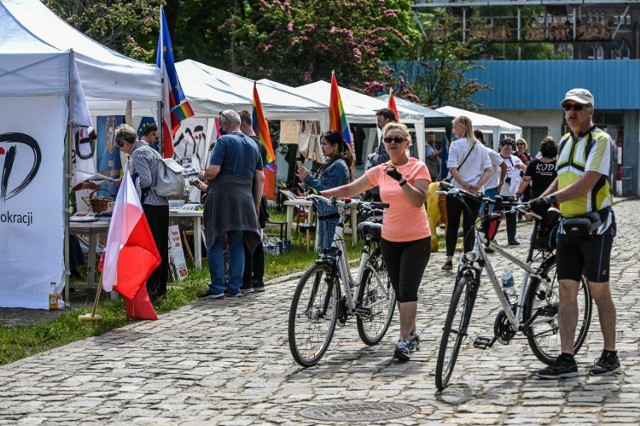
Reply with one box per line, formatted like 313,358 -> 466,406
533,208 -> 560,250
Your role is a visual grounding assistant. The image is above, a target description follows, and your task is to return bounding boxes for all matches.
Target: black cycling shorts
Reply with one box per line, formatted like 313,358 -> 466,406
380,237 -> 431,303
556,232 -> 613,283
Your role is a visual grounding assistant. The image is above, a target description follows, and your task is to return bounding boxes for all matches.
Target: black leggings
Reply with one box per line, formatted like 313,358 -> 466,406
380,237 -> 431,303
446,196 -> 481,256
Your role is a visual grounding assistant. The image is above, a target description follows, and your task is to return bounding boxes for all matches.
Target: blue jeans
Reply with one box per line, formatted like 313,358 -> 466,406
318,217 -> 339,252
207,230 -> 245,295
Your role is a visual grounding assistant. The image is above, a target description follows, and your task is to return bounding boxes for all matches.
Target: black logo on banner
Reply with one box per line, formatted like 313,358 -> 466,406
0,132 -> 41,202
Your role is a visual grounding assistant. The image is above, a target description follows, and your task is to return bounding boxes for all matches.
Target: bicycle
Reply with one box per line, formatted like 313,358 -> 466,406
288,195 -> 395,367
435,181 -> 593,390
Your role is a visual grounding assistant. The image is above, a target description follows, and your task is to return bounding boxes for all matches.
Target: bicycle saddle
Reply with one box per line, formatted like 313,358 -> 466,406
358,221 -> 382,240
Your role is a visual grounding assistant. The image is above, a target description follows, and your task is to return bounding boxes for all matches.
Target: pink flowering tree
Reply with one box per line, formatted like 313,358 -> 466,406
227,0 -> 421,89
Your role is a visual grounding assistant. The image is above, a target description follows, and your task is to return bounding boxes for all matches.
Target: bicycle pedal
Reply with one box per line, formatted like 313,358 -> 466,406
473,336 -> 496,350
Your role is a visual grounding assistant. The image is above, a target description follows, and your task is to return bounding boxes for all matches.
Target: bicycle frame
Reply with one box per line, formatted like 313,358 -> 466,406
472,219 -> 551,333
309,195 -> 384,314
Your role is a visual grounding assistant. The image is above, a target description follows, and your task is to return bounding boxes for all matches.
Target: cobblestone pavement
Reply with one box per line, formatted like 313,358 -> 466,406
1,200 -> 639,425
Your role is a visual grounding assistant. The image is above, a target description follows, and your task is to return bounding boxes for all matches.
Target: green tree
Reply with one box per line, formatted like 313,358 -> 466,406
44,0 -> 162,62
226,0 -> 422,88
407,10 -> 490,109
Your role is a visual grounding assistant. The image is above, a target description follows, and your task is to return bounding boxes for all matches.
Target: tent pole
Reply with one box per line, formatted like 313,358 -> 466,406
64,98 -> 72,306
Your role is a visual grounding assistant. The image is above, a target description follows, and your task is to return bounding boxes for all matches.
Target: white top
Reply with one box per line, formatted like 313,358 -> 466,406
499,154 -> 524,197
484,146 -> 505,190
447,138 -> 491,189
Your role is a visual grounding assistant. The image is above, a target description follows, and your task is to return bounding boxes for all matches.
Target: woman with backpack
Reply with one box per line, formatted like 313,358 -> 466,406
114,123 -> 169,301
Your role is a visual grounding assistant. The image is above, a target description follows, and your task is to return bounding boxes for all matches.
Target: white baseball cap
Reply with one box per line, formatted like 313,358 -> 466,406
562,88 -> 595,107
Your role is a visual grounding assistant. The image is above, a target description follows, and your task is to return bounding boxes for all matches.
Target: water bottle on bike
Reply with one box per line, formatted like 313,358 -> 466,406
501,268 -> 516,305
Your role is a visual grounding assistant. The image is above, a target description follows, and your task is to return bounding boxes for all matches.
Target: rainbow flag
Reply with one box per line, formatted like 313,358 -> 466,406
388,88 -> 400,123
171,102 -> 195,123
329,71 -> 352,145
252,82 -> 276,171
157,7 -> 194,158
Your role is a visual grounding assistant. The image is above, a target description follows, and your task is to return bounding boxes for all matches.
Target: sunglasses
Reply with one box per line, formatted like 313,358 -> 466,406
516,143 -> 525,146
562,103 -> 589,112
219,111 -> 231,124
383,136 -> 406,144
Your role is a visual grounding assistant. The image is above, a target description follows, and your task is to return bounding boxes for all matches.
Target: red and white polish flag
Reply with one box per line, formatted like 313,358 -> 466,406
101,165 -> 161,301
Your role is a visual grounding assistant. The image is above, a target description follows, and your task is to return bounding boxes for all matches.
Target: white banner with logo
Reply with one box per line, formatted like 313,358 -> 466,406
0,96 -> 67,308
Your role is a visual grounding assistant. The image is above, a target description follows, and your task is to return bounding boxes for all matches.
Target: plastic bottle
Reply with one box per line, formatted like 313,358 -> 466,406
49,282 -> 59,311
501,268 -> 516,304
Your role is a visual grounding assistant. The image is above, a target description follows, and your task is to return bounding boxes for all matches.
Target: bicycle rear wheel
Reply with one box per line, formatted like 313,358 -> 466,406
356,250 -> 395,346
435,269 -> 477,391
288,262 -> 340,367
524,257 -> 592,365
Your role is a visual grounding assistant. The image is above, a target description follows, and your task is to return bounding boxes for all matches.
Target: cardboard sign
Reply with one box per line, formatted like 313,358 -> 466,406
168,225 -> 188,281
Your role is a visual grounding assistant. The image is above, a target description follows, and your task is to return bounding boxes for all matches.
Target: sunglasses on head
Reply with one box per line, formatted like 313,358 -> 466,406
219,111 -> 231,123
383,136 -> 405,144
562,103 -> 589,112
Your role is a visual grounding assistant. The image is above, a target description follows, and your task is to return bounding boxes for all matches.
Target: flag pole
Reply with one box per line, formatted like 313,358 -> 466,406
78,274 -> 104,322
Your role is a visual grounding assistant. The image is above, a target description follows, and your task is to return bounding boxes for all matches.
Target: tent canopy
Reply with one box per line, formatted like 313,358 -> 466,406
436,106 -> 522,149
0,0 -> 161,116
296,80 -> 425,160
378,94 -> 454,129
176,60 -> 328,125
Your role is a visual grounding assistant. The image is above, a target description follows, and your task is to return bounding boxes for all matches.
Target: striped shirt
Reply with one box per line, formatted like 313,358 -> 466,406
130,140 -> 168,206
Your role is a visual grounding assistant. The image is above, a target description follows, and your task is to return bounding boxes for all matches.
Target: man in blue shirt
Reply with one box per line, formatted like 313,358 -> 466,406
199,110 -> 265,299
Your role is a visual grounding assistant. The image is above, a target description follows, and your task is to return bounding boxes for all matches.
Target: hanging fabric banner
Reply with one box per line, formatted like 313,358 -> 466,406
0,96 -> 67,308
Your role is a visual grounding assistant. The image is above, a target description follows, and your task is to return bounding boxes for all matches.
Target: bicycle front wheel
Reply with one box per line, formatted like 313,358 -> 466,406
524,257 -> 592,365
288,262 -> 340,367
356,252 -> 395,346
435,269 -> 476,391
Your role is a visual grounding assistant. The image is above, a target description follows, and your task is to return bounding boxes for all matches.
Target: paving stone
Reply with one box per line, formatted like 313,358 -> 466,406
0,199 -> 639,423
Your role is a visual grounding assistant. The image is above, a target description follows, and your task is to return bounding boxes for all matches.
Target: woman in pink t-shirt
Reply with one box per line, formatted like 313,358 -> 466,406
321,122 -> 431,361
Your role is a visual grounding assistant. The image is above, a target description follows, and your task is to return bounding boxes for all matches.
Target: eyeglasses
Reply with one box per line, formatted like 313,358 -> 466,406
562,103 -> 589,112
516,143 -> 525,147
115,139 -> 125,148
383,136 -> 406,144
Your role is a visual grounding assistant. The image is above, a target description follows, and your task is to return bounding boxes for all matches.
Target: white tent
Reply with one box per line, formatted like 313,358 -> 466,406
176,60 -> 328,126
436,106 -> 522,150
1,0 -> 162,116
297,81 -> 426,161
0,0 -> 161,309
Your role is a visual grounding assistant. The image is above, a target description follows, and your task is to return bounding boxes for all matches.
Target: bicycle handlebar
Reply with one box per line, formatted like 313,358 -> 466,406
438,181 -> 541,220
304,194 -> 389,211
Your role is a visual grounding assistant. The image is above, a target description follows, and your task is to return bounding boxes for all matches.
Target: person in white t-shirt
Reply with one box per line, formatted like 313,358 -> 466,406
474,130 -> 506,215
497,138 -> 527,245
442,116 -> 492,271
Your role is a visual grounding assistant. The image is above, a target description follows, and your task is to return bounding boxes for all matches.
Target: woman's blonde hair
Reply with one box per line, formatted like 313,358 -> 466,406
452,116 -> 477,143
516,138 -> 528,150
382,122 -> 411,143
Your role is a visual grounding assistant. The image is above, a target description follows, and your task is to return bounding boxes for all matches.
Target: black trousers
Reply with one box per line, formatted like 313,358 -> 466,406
143,204 -> 169,298
445,196 -> 481,256
243,239 -> 265,285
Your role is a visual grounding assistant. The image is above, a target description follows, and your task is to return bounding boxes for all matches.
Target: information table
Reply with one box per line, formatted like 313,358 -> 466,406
69,220 -> 110,288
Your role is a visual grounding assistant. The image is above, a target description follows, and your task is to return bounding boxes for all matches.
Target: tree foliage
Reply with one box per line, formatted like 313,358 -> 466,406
44,0 -> 162,62
226,0 -> 422,88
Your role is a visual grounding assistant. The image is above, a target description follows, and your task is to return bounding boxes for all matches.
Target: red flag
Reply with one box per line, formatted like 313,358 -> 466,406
388,88 -> 400,123
101,166 -> 161,316
125,285 -> 158,320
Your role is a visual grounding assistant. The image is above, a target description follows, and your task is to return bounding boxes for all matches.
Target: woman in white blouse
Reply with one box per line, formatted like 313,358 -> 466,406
442,116 -> 492,271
